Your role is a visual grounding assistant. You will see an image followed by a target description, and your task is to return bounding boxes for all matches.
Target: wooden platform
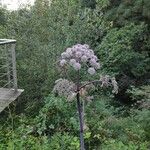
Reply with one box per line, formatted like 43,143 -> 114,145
0,88 -> 24,112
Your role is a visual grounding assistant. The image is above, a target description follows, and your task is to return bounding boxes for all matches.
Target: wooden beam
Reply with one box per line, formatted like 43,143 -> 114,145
0,88 -> 24,113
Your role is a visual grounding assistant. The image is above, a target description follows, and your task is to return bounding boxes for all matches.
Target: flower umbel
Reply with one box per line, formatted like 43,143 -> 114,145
60,44 -> 100,75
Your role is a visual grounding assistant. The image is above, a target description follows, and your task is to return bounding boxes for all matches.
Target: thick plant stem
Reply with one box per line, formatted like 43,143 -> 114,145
76,71 -> 85,150
77,92 -> 85,150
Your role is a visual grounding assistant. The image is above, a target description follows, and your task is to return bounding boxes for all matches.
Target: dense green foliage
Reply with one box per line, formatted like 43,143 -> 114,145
0,0 -> 150,149
97,23 -> 149,76
0,95 -> 150,149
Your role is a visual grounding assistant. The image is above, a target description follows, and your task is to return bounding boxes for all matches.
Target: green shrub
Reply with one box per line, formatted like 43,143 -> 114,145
101,139 -> 149,150
35,95 -> 78,135
96,23 -> 150,77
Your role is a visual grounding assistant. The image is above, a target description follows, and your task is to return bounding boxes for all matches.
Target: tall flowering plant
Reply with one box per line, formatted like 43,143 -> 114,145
58,44 -> 118,150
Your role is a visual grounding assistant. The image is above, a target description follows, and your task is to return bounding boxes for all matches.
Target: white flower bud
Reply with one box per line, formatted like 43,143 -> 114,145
88,67 -> 96,75
69,59 -> 76,66
76,52 -> 82,58
60,59 -> 67,67
95,63 -> 101,69
81,55 -> 88,62
73,62 -> 81,71
90,59 -> 97,66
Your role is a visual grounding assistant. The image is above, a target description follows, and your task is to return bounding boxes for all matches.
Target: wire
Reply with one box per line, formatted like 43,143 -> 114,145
0,73 -> 10,78
1,80 -> 13,88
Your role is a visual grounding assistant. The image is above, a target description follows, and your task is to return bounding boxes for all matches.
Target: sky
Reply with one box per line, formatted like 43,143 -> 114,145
1,0 -> 35,10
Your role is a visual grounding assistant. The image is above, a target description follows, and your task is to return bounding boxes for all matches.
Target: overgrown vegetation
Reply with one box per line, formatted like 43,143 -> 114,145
0,0 -> 150,149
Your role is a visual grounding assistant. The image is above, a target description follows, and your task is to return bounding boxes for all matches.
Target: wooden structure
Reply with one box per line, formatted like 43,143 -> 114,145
0,39 -> 23,112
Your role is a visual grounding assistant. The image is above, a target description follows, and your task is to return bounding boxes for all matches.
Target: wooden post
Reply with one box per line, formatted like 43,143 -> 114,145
11,43 -> 18,91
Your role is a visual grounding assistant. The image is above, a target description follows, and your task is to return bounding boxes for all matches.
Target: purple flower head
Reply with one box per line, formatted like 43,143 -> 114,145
69,59 -> 76,66
73,62 -> 81,71
65,52 -> 71,58
61,52 -> 70,58
95,63 -> 101,69
73,44 -> 82,50
81,55 -> 88,63
90,59 -> 97,66
91,55 -> 98,61
89,49 -> 94,55
66,48 -> 72,53
60,44 -> 100,73
83,44 -> 89,49
61,52 -> 67,59
85,52 -> 91,58
76,51 -> 82,58
88,67 -> 96,75
72,47 -> 76,53
66,48 -> 73,56
76,44 -> 82,47
60,59 -> 67,67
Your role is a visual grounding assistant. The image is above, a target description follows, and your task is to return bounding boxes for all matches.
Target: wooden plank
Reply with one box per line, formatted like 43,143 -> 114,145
0,88 -> 24,112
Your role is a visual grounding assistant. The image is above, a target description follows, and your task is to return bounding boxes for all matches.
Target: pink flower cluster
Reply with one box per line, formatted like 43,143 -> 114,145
60,44 -> 100,75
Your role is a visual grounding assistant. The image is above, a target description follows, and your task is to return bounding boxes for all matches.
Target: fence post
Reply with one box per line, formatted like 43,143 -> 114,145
5,44 -> 11,88
11,43 -> 18,91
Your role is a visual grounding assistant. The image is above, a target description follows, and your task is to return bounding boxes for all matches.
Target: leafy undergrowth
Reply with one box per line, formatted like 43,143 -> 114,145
0,94 -> 149,150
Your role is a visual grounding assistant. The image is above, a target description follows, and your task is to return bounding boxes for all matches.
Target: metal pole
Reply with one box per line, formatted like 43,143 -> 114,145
5,44 -> 11,88
11,43 -> 18,91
